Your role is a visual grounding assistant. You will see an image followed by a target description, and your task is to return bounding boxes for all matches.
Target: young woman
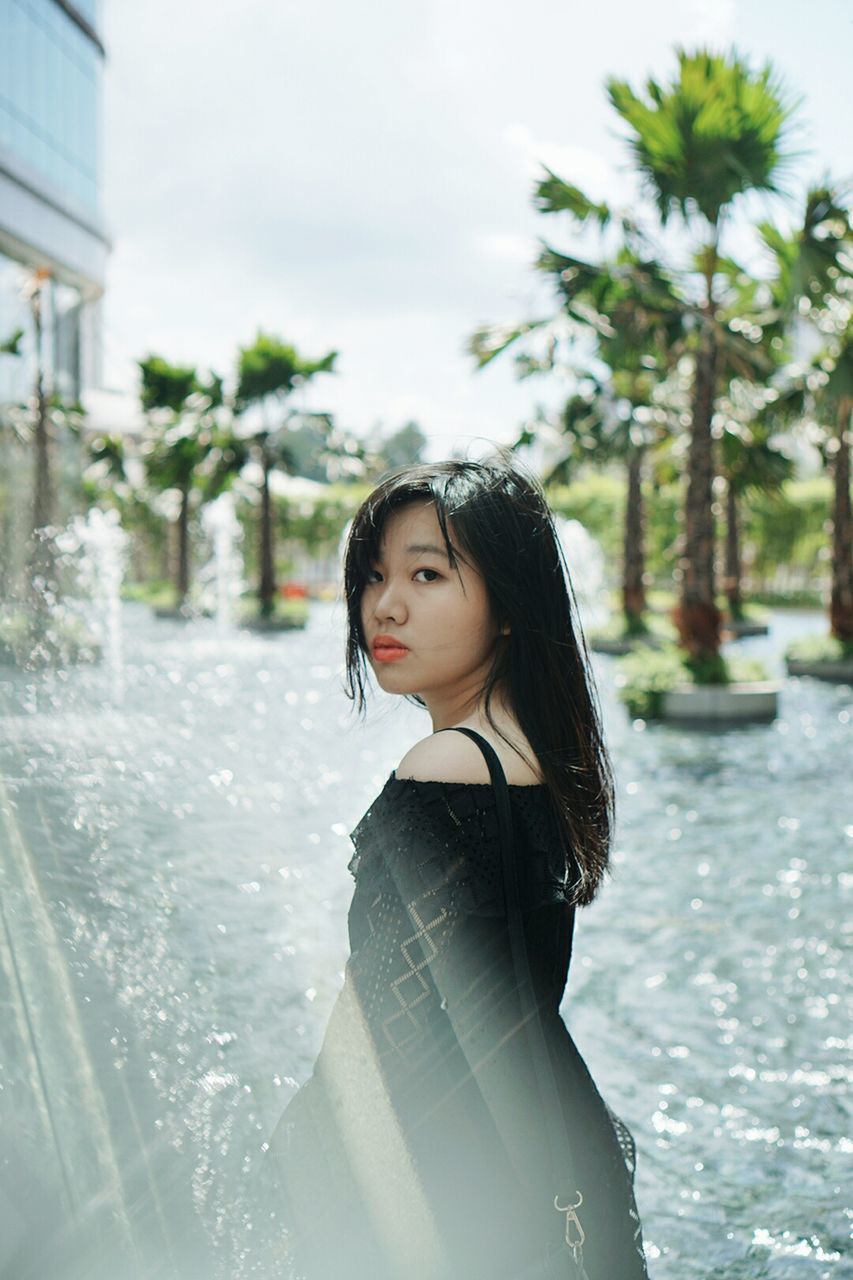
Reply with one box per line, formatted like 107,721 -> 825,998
260,453 -> 650,1280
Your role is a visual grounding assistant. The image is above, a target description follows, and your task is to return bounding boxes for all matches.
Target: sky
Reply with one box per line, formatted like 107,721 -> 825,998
101,0 -> 852,462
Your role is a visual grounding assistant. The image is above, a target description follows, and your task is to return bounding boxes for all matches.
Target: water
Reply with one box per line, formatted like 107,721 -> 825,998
0,601 -> 849,1278
199,493 -> 246,631
59,506 -> 130,704
555,516 -> 610,633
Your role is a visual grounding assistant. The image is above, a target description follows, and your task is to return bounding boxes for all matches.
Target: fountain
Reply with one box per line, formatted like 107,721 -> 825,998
198,492 -> 245,631
58,506 -> 129,703
554,515 -> 611,634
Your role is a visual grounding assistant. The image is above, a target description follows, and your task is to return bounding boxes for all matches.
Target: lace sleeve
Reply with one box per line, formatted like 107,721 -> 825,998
348,776 -> 574,917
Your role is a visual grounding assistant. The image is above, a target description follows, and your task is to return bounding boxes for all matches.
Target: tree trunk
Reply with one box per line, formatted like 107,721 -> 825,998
176,484 -> 190,606
673,316 -> 722,665
259,455 -> 275,617
160,527 -> 171,584
829,396 -> 853,643
722,477 -> 742,619
32,369 -> 53,533
622,445 -> 647,632
27,276 -> 58,621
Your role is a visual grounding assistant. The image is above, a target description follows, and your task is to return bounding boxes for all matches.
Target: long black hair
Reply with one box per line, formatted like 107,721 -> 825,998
342,448 -> 615,906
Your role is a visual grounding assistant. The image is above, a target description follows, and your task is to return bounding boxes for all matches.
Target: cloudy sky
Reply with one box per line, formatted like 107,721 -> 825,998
101,0 -> 851,461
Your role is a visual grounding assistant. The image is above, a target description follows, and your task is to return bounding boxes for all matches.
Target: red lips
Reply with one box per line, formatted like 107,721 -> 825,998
372,634 -> 409,654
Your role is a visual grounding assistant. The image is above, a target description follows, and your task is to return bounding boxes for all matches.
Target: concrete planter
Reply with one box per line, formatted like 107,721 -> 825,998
153,605 -> 200,620
660,680 -> 781,726
590,633 -> 668,656
786,657 -> 853,684
722,619 -> 770,638
240,614 -> 308,632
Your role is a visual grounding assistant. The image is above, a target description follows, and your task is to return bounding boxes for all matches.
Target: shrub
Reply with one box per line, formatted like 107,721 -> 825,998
785,633 -> 853,663
614,645 -> 770,719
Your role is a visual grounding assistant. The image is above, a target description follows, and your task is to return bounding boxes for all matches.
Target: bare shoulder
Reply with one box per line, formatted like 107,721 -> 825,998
396,727 -> 543,785
395,731 -> 492,784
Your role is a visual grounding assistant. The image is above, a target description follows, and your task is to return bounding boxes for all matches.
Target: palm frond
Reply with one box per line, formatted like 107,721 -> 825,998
533,167 -> 612,228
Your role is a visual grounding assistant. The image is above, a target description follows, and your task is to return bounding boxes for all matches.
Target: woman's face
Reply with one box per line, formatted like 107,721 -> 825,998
360,500 -> 505,714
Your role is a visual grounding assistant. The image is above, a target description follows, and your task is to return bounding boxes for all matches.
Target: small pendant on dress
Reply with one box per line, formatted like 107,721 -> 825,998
554,1189 -> 585,1261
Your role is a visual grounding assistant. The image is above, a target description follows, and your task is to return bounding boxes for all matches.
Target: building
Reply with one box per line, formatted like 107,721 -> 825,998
0,0 -> 109,588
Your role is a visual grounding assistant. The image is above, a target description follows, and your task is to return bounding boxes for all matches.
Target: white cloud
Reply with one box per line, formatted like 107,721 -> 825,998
686,0 -> 737,45
97,0 -> 843,455
504,125 -> 622,203
470,230 -> 537,266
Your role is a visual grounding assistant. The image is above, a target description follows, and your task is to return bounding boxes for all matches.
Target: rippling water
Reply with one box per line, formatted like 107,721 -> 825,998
0,600 -> 849,1279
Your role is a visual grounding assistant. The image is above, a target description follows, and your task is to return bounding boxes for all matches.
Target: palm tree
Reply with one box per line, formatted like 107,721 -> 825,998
607,48 -> 799,670
521,375 -> 671,634
470,186 -> 685,635
139,356 -> 224,610
802,325 -> 853,642
759,186 -> 853,643
234,332 -> 337,617
705,260 -> 795,622
716,397 -> 794,619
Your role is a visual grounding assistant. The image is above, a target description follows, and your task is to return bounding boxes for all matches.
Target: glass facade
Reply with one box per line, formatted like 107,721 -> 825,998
0,0 -> 106,593
0,0 -> 103,216
71,0 -> 99,26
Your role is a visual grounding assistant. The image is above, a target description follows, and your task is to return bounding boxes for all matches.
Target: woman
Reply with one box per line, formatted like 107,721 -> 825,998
258,453 -> 650,1279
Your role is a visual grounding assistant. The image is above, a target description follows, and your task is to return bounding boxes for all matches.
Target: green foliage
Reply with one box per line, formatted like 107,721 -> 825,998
237,595 -> 310,627
235,332 -> 337,410
546,473 -> 624,556
1,327 -> 24,356
761,185 -> 853,317
684,651 -> 730,685
534,168 -> 612,226
0,608 -> 100,668
615,646 -> 689,718
589,607 -> 676,644
606,48 -> 798,228
546,470 -> 833,593
615,644 -> 771,718
138,355 -> 199,413
785,632 -> 853,662
120,580 -> 175,608
742,477 -> 831,582
278,488 -> 364,557
546,472 -> 681,580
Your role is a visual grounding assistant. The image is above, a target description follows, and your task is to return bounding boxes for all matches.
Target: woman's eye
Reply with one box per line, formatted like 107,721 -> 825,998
365,568 -> 440,584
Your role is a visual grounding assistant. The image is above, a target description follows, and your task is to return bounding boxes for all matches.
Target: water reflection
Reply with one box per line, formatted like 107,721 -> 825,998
0,602 -> 849,1277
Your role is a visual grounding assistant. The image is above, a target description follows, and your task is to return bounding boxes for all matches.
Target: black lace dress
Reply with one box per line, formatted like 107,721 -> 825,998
260,774 -> 650,1280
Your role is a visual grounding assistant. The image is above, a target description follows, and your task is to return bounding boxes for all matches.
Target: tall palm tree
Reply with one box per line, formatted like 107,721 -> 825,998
804,326 -> 853,641
607,48 -> 798,669
717,403 -> 794,618
825,332 -> 853,642
140,356 -> 224,609
234,332 -> 337,617
760,185 -> 853,641
521,374 -> 671,633
470,187 -> 685,634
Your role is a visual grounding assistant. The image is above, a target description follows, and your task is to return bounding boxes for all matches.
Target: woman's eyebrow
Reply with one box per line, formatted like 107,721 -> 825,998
372,543 -> 449,561
405,543 -> 449,558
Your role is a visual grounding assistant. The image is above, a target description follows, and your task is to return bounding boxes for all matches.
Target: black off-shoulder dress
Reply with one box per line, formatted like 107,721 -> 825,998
259,769 -> 650,1280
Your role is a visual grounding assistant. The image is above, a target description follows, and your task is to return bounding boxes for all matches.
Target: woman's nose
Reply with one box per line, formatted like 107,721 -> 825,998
372,580 -> 407,623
